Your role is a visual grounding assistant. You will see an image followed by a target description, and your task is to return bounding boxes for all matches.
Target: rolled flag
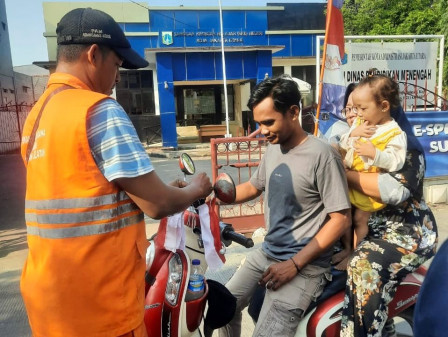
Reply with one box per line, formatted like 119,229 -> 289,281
197,201 -> 226,270
163,211 -> 186,252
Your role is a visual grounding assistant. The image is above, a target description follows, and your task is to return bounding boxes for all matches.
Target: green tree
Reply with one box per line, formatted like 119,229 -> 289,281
342,0 -> 448,91
438,0 -> 448,92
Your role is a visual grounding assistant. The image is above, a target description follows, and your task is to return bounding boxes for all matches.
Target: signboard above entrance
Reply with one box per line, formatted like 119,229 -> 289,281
159,30 -> 266,48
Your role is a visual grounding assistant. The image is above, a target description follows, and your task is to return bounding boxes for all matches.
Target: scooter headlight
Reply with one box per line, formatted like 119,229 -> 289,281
165,253 -> 183,305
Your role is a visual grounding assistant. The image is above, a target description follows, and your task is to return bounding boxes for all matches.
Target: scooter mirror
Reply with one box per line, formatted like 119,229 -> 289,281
214,173 -> 236,204
179,153 -> 195,176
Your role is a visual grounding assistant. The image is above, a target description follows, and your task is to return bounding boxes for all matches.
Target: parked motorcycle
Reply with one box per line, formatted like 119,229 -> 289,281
144,153 -> 254,337
248,259 -> 425,337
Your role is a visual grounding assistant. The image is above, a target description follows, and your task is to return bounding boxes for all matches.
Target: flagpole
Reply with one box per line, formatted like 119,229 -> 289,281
219,0 -> 231,137
314,0 -> 334,136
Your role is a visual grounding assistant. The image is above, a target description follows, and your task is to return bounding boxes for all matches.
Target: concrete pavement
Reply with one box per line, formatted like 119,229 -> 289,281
145,142 -> 212,159
1,152 -> 448,337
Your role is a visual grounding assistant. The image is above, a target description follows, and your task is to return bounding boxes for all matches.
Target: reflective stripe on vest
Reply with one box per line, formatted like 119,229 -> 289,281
25,202 -> 139,224
25,191 -> 129,210
26,213 -> 144,239
25,191 -> 143,238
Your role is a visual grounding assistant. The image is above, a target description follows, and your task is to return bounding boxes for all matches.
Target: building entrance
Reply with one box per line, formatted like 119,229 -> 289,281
175,84 -> 234,127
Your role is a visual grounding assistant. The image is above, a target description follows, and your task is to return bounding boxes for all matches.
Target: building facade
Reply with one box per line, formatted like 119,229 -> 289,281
0,0 -> 50,154
41,2 -> 326,147
0,0 -> 15,106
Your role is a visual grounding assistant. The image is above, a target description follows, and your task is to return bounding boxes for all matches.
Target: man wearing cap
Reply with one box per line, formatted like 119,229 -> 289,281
20,8 -> 212,337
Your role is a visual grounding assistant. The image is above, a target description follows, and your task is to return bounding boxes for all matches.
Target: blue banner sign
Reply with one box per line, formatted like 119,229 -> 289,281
407,110 -> 448,178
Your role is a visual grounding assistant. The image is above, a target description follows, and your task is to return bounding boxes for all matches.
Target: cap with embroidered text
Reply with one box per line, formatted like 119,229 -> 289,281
56,8 -> 148,69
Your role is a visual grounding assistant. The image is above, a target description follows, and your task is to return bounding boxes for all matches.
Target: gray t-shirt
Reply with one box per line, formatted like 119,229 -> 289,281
250,136 -> 351,267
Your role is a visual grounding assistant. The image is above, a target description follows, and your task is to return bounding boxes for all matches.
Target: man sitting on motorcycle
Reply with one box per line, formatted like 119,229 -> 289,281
218,75 -> 351,337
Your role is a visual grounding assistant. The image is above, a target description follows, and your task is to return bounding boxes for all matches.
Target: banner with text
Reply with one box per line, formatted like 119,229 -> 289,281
407,110 -> 448,178
342,42 -> 439,108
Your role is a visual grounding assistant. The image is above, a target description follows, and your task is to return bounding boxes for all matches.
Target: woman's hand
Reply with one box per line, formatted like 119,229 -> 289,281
258,260 -> 298,291
354,139 -> 376,160
350,121 -> 377,138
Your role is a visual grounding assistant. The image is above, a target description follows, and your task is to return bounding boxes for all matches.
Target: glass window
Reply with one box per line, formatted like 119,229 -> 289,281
267,3 -> 325,30
183,88 -> 215,125
116,70 -> 155,115
221,85 -> 234,122
179,85 -> 234,126
128,72 -> 140,89
272,66 -> 284,78
292,66 -> 316,106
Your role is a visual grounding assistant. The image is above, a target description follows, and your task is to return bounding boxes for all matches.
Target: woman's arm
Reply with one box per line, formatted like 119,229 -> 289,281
346,169 -> 382,200
346,169 -> 411,205
347,150 -> 424,205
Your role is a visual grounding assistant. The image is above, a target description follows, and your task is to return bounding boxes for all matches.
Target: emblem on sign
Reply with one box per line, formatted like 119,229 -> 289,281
162,32 -> 173,45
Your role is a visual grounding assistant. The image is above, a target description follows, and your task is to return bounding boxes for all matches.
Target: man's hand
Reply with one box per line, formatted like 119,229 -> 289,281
350,121 -> 376,138
354,139 -> 376,159
189,172 -> 213,199
169,179 -> 187,188
258,259 -> 298,291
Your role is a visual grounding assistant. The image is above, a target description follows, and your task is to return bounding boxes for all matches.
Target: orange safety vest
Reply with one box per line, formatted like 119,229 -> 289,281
20,73 -> 149,337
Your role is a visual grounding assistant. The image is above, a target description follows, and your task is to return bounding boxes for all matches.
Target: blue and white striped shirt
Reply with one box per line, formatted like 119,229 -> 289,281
86,99 -> 154,181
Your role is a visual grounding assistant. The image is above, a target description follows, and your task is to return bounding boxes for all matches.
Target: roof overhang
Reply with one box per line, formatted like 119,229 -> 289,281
33,61 -> 57,71
145,45 -> 284,67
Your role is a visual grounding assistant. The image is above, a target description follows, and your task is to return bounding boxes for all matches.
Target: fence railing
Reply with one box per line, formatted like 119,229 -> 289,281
0,104 -> 32,154
211,131 -> 267,233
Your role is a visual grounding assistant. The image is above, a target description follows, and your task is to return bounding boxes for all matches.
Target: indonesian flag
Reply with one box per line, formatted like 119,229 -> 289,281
316,0 -> 346,131
197,201 -> 225,270
156,200 -> 225,270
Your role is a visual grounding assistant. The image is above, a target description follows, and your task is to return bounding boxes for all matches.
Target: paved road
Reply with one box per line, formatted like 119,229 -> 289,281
1,153 -> 447,337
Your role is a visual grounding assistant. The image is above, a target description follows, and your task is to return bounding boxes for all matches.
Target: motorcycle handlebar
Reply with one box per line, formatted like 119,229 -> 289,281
220,222 -> 254,248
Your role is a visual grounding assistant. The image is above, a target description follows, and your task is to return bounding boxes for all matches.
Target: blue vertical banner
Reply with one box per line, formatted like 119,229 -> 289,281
407,111 -> 448,178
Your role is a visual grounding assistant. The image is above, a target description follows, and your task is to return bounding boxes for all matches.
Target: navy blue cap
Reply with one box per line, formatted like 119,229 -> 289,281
56,8 -> 148,69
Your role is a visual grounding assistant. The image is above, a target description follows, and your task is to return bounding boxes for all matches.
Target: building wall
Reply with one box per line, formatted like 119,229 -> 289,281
42,2 -> 151,62
0,0 -> 15,105
13,66 -> 49,105
32,75 -> 49,100
13,72 -> 34,105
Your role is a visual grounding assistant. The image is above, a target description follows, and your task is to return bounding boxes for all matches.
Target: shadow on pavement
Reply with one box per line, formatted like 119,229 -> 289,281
0,229 -> 28,258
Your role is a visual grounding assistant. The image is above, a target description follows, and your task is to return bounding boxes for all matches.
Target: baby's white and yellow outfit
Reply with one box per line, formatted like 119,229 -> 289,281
339,117 -> 407,211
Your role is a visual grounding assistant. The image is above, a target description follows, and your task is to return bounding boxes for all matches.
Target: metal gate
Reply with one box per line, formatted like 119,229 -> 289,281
0,104 -> 31,154
210,132 -> 266,233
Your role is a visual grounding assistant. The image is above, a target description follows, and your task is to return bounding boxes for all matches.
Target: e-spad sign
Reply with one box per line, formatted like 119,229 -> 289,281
342,42 -> 439,107
407,110 -> 448,178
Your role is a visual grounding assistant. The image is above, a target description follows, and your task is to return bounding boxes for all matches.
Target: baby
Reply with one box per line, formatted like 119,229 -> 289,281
334,75 -> 407,269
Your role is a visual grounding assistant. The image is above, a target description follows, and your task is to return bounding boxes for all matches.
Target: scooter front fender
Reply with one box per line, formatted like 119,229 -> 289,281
144,251 -> 174,337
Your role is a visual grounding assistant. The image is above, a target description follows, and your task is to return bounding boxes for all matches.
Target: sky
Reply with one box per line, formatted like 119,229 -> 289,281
4,0 -> 320,67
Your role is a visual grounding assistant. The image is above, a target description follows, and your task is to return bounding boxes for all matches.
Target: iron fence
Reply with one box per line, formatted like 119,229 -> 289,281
0,104 -> 32,154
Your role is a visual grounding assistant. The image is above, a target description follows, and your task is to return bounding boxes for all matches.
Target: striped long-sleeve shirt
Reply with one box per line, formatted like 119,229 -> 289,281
86,99 -> 154,181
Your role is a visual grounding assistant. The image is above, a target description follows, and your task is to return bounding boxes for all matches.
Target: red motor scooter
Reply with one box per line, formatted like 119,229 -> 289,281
144,153 -> 254,337
248,258 -> 425,337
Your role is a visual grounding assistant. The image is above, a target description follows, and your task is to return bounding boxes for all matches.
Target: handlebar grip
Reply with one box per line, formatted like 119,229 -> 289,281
192,198 -> 206,209
220,223 -> 254,248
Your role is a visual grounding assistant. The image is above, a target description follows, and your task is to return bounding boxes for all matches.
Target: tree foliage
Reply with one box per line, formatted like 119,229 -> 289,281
342,0 -> 448,90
